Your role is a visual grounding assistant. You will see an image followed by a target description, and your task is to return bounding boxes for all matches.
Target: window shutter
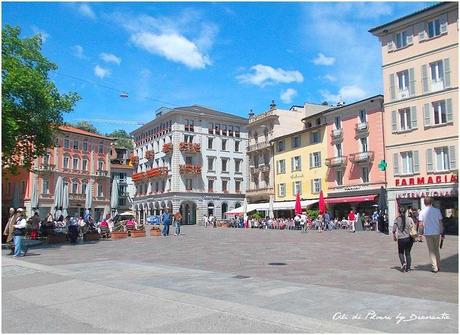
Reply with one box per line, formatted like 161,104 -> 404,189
311,179 -> 314,194
387,38 -> 394,52
389,74 -> 396,101
421,64 -> 429,93
298,157 -> 302,170
446,98 -> 453,122
310,132 -> 314,144
426,149 -> 433,173
418,22 -> 426,41
423,103 -> 431,127
391,110 -> 397,132
409,68 -> 416,96
443,58 -> 451,88
318,152 -> 321,167
440,14 -> 448,34
292,182 -> 295,196
309,153 -> 313,168
291,157 -> 294,172
406,30 -> 413,44
393,153 -> 399,176
449,146 -> 456,170
413,150 -> 419,173
410,106 -> 417,129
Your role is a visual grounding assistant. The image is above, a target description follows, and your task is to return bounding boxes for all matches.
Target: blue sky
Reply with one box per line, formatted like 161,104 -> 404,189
3,1 -> 432,134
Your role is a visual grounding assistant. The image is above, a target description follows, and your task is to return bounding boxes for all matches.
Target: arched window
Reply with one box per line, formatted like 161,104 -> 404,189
221,203 -> 228,219
98,160 -> 104,171
72,179 -> 79,194
235,202 -> 241,209
82,157 -> 89,171
81,180 -> 88,195
63,155 -> 70,169
72,156 -> 79,170
207,202 -> 214,216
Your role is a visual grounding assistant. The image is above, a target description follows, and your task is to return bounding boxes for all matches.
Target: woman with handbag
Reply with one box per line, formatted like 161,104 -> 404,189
392,207 -> 417,272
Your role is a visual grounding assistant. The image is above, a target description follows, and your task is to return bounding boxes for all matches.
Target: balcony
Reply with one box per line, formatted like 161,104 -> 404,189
247,141 -> 270,152
36,164 -> 56,172
162,143 -> 173,154
132,171 -> 146,182
259,163 -> 270,173
325,156 -> 347,168
349,151 -> 374,164
331,129 -> 343,143
179,142 -> 201,153
144,150 -> 155,160
96,170 -> 109,177
249,110 -> 277,125
355,122 -> 369,138
250,165 -> 259,174
69,193 -> 85,201
145,167 -> 169,179
184,125 -> 195,132
246,187 -> 274,196
179,164 -> 202,175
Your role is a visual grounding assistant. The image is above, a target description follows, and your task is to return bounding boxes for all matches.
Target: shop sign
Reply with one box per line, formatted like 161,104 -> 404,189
396,189 -> 458,199
395,174 -> 457,187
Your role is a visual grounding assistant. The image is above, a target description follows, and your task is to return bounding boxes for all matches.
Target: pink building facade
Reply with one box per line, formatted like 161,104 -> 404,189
324,95 -> 386,220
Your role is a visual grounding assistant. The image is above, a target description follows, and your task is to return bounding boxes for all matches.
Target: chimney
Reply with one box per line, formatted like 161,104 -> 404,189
248,109 -> 255,118
269,100 -> 276,111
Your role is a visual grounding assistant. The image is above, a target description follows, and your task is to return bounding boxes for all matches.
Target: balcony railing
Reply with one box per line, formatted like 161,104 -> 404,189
96,170 -> 109,177
179,164 -> 202,175
145,167 -> 169,178
331,128 -> 343,141
36,164 -> 56,172
69,194 -> 85,201
249,110 -> 277,124
132,171 -> 146,182
259,164 -> 270,173
325,156 -> 347,168
179,142 -> 201,153
184,125 -> 195,132
246,187 -> 274,195
355,122 -> 369,137
247,141 -> 270,152
349,151 -> 374,164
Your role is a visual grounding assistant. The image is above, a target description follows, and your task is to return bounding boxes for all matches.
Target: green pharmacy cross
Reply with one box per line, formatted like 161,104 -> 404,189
378,160 -> 387,171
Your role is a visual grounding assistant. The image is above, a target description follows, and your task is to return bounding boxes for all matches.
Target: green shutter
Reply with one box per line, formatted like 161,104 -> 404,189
410,106 -> 417,129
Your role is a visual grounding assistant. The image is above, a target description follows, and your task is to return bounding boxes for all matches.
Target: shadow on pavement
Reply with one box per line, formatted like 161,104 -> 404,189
414,253 -> 458,273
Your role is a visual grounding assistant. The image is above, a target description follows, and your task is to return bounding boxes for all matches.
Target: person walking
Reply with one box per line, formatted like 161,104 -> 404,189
12,208 -> 27,257
161,209 -> 172,236
348,210 -> 356,233
3,208 -> 18,255
203,214 -> 208,228
29,212 -> 41,240
174,211 -> 182,236
392,207 -> 416,272
418,197 -> 444,273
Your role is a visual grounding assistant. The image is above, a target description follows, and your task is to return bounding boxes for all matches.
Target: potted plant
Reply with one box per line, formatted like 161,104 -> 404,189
151,225 -> 161,236
111,220 -> 129,240
131,222 -> 146,238
83,222 -> 100,241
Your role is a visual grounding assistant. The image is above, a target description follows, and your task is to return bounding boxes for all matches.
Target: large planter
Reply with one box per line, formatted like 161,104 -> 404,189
111,231 -> 129,240
47,234 -> 66,244
151,228 -> 161,236
131,230 -> 146,238
83,232 -> 100,241
221,223 -> 229,228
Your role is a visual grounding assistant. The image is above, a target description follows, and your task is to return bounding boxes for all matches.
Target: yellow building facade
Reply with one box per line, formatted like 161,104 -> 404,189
273,114 -> 328,202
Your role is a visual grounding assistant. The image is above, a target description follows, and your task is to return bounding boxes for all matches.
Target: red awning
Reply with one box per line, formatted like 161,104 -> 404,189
325,195 -> 377,204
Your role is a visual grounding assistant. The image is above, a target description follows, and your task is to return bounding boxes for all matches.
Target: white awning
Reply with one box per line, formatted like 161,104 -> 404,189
273,199 -> 318,210
225,200 -> 317,216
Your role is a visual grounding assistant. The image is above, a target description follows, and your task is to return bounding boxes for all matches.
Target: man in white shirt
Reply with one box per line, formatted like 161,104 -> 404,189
300,212 -> 308,231
418,197 -> 444,273
12,208 -> 27,257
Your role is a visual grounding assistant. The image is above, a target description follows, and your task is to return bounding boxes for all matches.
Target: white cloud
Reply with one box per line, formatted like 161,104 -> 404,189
237,65 -> 304,87
78,3 -> 96,19
71,45 -> 88,59
31,25 -> 49,43
100,52 -> 121,65
94,65 -> 111,79
321,85 -> 367,104
131,32 -> 210,70
280,88 -> 297,104
313,53 -> 335,66
323,74 -> 337,82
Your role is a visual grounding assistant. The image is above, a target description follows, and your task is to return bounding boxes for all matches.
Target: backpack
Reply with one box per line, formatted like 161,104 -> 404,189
408,218 -> 418,238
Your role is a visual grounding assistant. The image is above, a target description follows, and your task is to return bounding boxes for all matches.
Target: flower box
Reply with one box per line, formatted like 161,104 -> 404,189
151,227 -> 161,236
162,143 -> 173,154
111,231 -> 129,240
47,234 -> 66,244
131,230 -> 146,238
83,232 -> 100,241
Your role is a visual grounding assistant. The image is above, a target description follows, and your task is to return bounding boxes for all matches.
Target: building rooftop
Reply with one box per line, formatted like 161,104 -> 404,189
321,94 -> 384,115
58,125 -> 113,140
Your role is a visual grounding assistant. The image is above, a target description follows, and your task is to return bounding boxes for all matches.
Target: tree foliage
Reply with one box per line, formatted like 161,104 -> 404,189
72,120 -> 99,134
107,129 -> 134,150
2,25 -> 80,174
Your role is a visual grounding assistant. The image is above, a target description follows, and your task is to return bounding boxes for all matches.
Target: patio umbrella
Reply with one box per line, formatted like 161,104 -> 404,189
85,180 -> 93,210
53,176 -> 63,218
294,192 -> 302,215
318,190 -> 326,215
12,183 -> 21,209
110,178 -> 119,213
243,198 -> 248,215
30,174 -> 39,210
268,195 -> 274,219
62,183 -> 69,218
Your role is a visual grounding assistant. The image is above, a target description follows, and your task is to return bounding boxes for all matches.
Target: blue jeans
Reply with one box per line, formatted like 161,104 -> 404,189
162,223 -> 170,236
174,222 -> 181,235
13,235 -> 24,257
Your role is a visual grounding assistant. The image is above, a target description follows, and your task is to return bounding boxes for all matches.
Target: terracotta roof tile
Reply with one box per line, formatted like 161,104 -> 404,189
58,125 -> 113,140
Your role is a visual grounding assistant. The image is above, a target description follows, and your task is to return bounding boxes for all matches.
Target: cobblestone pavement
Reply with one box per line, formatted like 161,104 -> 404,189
2,227 -> 458,333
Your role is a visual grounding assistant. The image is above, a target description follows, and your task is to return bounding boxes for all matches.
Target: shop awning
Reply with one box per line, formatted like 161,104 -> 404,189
225,200 -> 318,216
325,195 -> 377,204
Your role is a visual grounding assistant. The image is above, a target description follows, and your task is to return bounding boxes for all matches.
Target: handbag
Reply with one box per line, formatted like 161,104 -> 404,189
409,218 -> 418,239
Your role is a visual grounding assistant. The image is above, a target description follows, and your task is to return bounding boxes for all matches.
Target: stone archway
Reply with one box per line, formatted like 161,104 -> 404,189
207,202 -> 214,216
179,200 -> 197,225
221,202 -> 228,219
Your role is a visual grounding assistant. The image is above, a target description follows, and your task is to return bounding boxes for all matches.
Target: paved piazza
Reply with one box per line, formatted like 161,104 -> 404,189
2,227 -> 458,333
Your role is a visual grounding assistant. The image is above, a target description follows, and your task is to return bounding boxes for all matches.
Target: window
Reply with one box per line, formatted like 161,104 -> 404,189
362,167 -> 370,183
214,123 -> 220,134
428,18 -> 441,38
336,144 -> 342,157
399,108 -> 411,130
64,139 -> 70,148
235,126 -> 240,137
82,182 -> 87,195
98,144 -> 103,154
208,157 -> 214,171
208,179 -> 214,192
278,183 -> 286,197
82,159 -> 88,171
360,138 -> 368,153
208,137 -> 213,149
43,153 -> 50,166
401,151 -> 414,174
73,140 -> 79,150
395,30 -> 410,49
185,179 -> 192,191
185,156 -> 193,165
229,125 -> 234,136
222,180 -> 228,192
184,135 -> 193,143
312,179 -> 321,194
435,147 -> 450,171
98,161 -> 104,170
235,180 -> 241,193
292,156 -> 301,171
42,179 -> 49,194
72,180 -> 78,194
334,116 -> 341,130
83,142 -> 88,152
433,100 -> 447,125
235,141 -> 240,152
222,159 -> 228,172
311,131 -> 320,144
222,139 -> 227,151
222,124 -> 227,136
97,183 -> 103,197
359,109 -> 367,123
293,181 -> 302,195
277,140 -> 285,152
185,119 -> 194,132
235,159 -> 241,173
336,171 -> 343,186
430,60 -> 444,83
292,136 -> 301,148
277,160 -> 286,174
310,152 -> 321,168
63,156 -> 70,169
73,158 -> 79,170
397,70 -> 409,92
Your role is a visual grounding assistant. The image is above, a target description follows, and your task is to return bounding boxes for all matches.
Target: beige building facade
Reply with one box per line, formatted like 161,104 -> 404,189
370,2 -> 458,233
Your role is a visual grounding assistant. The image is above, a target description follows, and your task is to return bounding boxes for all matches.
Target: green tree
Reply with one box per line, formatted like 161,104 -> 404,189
107,129 -> 134,150
72,120 -> 99,134
2,25 -> 80,174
